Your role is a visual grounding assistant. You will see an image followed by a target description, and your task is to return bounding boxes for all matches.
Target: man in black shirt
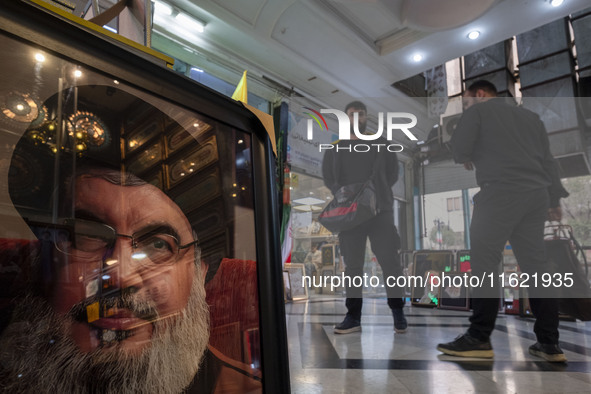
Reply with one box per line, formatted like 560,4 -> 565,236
322,101 -> 407,334
437,80 -> 569,362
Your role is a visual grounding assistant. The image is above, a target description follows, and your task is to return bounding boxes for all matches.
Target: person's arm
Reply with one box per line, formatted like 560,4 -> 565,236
450,108 -> 481,166
538,118 -> 569,211
322,149 -> 340,194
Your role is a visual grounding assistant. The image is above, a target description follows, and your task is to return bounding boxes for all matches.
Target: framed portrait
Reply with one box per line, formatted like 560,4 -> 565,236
321,243 -> 338,267
411,250 -> 455,307
438,273 -> 470,311
0,3 -> 289,392
283,270 -> 292,302
285,263 -> 308,300
320,267 -> 336,294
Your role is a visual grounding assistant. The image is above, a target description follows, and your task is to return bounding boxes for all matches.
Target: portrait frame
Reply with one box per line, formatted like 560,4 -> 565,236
320,267 -> 336,294
283,270 -> 292,302
0,3 -> 291,391
438,272 -> 471,311
285,263 -> 308,300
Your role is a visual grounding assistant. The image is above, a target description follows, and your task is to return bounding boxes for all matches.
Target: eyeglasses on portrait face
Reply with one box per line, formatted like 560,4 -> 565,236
55,218 -> 199,268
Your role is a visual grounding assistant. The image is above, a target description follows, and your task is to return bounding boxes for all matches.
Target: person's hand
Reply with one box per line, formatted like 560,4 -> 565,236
548,207 -> 562,222
463,161 -> 474,171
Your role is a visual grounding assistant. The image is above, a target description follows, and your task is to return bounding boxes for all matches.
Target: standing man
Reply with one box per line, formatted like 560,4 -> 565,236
437,80 -> 569,362
322,101 -> 407,334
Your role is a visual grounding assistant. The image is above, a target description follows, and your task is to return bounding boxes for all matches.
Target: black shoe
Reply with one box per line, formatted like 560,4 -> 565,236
334,315 -> 361,334
529,342 -> 567,363
392,308 -> 407,333
437,334 -> 494,358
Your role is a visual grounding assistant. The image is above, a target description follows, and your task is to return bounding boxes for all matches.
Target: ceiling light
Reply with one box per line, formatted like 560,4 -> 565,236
467,30 -> 480,40
73,69 -> 82,78
103,25 -> 117,33
175,13 -> 205,33
35,53 -> 45,62
412,53 -> 423,62
293,197 -> 326,205
153,0 -> 173,16
550,0 -> 564,7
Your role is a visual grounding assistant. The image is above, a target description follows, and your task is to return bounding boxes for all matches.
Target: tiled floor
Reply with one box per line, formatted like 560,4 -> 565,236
286,295 -> 591,393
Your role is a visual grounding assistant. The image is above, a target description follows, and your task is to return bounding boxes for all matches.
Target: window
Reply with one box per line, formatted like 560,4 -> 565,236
447,197 -> 461,211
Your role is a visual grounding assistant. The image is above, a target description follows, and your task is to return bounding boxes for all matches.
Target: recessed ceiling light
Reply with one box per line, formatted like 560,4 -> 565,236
550,0 -> 564,7
412,53 -> 423,62
467,30 -> 480,40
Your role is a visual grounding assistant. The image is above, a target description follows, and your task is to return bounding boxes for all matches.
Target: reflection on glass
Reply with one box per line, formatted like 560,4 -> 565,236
0,31 -> 261,393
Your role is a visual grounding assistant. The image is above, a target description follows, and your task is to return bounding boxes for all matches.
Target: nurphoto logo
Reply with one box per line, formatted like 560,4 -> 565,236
303,107 -> 418,152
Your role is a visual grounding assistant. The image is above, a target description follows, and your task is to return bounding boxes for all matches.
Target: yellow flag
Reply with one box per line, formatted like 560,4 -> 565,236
231,70 -> 248,104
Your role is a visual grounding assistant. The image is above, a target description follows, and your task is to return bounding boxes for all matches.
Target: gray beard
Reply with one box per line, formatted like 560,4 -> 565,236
0,268 -> 209,394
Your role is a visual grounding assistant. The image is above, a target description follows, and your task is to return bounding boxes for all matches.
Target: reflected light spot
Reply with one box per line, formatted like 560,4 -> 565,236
132,252 -> 147,259
35,53 -> 45,62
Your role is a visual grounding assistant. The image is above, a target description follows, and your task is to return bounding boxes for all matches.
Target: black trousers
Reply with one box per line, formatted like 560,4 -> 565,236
467,187 -> 559,344
338,211 -> 405,321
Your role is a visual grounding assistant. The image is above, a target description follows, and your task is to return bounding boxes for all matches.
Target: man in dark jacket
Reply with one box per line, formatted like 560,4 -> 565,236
437,80 -> 569,362
322,101 -> 407,334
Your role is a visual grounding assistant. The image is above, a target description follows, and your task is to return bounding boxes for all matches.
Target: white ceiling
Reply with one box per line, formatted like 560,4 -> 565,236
168,0 -> 589,102
70,0 -> 590,140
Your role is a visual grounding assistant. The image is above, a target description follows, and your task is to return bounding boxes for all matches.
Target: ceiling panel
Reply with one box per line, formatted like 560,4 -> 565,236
212,0 -> 267,27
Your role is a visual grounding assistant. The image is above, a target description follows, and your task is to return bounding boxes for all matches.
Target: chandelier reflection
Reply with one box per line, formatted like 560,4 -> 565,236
67,111 -> 110,153
1,91 -> 47,127
22,110 -> 109,156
